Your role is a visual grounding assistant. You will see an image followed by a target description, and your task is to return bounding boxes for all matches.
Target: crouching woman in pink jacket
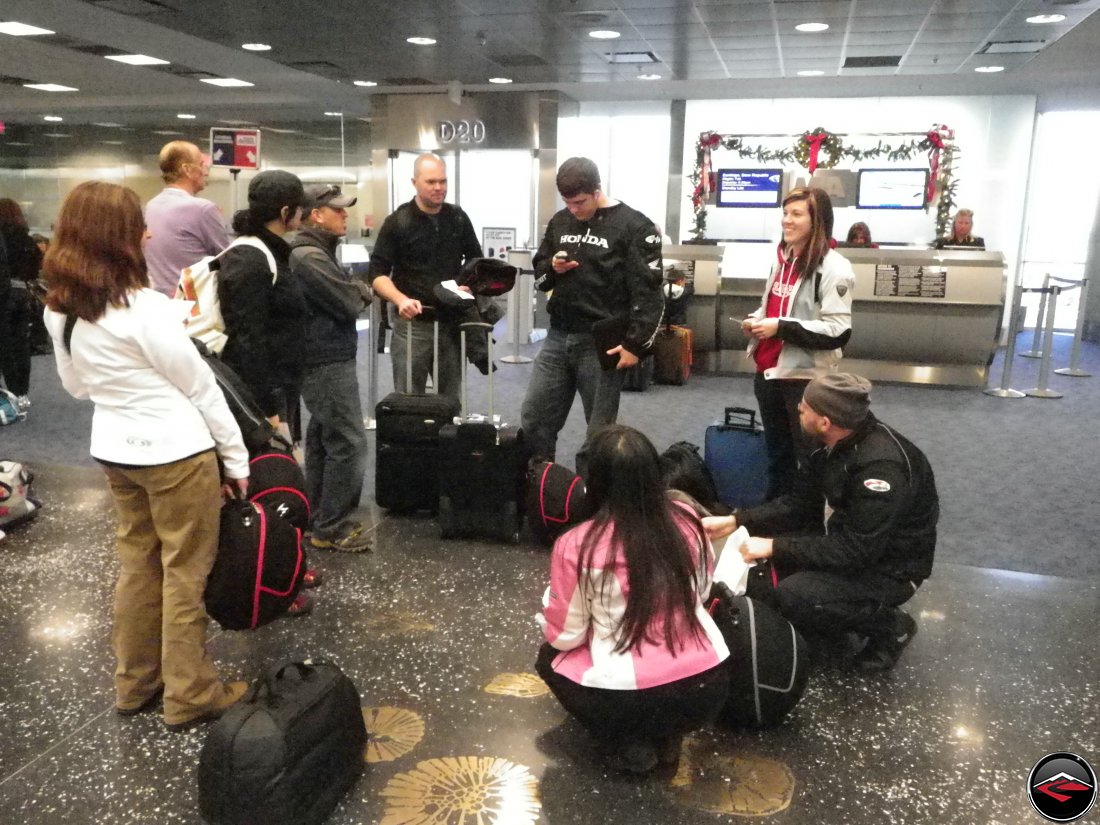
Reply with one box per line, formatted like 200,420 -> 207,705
536,425 -> 730,774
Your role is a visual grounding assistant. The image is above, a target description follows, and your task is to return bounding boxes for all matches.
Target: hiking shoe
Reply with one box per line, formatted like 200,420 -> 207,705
165,680 -> 249,732
16,395 -> 31,412
857,610 -> 917,672
309,523 -> 371,553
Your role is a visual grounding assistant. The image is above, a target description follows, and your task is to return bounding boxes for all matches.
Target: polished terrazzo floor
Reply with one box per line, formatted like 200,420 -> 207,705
0,462 -> 1096,825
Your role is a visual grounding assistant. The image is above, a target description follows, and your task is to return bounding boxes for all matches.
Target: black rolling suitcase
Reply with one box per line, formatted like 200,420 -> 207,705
375,315 -> 460,512
704,406 -> 769,510
198,659 -> 367,825
438,323 -> 527,543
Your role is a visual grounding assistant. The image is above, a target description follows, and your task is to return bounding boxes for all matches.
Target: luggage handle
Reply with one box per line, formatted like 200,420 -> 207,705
722,406 -> 759,430
404,305 -> 440,396
458,321 -> 496,423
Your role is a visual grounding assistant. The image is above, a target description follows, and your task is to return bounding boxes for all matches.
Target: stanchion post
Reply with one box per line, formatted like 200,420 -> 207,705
1020,272 -> 1050,358
501,268 -> 533,365
984,281 -> 1027,398
364,295 -> 379,430
1025,285 -> 1063,398
1054,277 -> 1092,378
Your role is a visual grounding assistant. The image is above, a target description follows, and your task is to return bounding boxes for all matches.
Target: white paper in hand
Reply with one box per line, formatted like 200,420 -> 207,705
712,526 -> 753,595
439,280 -> 475,300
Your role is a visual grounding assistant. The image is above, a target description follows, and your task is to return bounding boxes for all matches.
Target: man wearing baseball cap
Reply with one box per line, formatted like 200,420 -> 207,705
287,184 -> 372,552
704,372 -> 939,671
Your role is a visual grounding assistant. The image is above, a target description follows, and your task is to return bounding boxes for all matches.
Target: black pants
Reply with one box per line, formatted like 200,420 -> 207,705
772,568 -> 917,643
535,644 -> 729,749
753,373 -> 809,500
0,288 -> 33,396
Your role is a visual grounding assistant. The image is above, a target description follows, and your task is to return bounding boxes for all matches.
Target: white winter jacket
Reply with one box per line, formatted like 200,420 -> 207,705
746,246 -> 855,379
45,288 -> 248,477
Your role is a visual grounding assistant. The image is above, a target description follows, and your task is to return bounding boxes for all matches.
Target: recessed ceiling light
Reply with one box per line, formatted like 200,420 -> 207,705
1026,14 -> 1065,24
44,133 -> 70,138
0,22 -> 54,36
92,122 -> 124,128
177,113 -> 196,119
324,111 -> 343,116
589,29 -> 621,39
200,77 -> 254,87
488,76 -> 512,84
100,140 -> 124,145
798,69 -> 825,76
24,83 -> 79,92
241,43 -> 271,51
974,65 -> 1005,73
43,115 -> 63,122
637,73 -> 662,80
795,22 -> 830,33
353,80 -> 378,87
406,36 -> 436,46
151,130 -> 184,135
105,54 -> 169,66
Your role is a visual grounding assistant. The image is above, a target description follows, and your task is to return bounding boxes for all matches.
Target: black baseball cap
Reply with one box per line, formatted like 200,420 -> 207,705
248,170 -> 304,212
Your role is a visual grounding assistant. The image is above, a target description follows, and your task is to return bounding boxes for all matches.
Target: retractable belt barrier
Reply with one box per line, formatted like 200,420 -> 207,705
985,275 -> 1092,400
500,268 -> 534,365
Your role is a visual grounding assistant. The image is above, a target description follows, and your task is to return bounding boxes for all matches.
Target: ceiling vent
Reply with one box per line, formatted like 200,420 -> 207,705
381,77 -> 436,86
843,55 -> 902,69
604,51 -> 659,64
981,40 -> 1045,54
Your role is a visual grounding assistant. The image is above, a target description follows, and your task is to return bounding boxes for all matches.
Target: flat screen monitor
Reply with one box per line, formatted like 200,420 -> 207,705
856,168 -> 928,210
715,168 -> 784,208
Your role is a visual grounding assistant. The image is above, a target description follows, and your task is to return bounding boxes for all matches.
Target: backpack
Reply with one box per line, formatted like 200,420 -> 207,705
0,389 -> 24,425
526,460 -> 589,546
176,236 -> 277,355
190,339 -> 276,454
659,441 -> 727,514
0,460 -> 41,535
248,438 -> 310,531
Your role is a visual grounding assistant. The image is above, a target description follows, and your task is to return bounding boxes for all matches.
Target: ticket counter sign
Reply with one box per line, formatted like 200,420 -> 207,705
210,128 -> 261,169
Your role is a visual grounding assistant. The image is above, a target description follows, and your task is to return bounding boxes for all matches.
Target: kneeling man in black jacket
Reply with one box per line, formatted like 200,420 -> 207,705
707,373 -> 939,671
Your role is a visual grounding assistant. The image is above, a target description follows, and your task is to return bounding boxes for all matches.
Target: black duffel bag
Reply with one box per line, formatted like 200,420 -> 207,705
192,339 -> 276,454
198,659 -> 367,825
205,499 -> 304,630
706,582 -> 809,729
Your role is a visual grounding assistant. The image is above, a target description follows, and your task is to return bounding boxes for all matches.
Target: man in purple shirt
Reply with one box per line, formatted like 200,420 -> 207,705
144,141 -> 230,296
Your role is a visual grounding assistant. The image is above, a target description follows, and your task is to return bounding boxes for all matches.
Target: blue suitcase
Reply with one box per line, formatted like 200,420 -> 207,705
704,407 -> 768,510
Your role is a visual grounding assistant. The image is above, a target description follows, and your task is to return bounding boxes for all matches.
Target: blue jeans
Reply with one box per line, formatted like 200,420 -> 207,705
300,359 -> 368,538
520,328 -> 625,474
387,307 -> 462,405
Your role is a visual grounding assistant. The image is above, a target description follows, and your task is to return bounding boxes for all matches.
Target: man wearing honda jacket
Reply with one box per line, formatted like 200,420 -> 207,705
520,157 -> 664,475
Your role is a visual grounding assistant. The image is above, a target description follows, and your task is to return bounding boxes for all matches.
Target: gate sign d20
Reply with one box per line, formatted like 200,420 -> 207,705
210,128 -> 261,169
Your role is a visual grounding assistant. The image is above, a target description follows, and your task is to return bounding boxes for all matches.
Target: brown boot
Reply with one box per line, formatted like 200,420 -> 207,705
165,680 -> 249,732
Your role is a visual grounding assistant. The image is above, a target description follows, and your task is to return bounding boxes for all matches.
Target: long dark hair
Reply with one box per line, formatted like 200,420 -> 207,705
576,425 -> 708,654
42,182 -> 148,321
782,186 -> 833,279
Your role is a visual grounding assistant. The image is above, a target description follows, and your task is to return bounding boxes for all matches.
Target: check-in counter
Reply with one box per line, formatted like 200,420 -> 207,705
696,246 -> 1006,387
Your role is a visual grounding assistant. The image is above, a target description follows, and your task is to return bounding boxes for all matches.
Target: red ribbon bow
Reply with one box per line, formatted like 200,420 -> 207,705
926,125 -> 949,204
805,131 -> 828,176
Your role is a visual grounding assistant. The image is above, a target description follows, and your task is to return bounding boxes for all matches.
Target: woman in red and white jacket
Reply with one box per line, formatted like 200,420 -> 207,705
536,425 -> 730,774
742,187 -> 854,501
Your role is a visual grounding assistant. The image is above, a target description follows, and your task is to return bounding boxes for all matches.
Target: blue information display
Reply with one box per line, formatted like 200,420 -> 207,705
716,168 -> 784,208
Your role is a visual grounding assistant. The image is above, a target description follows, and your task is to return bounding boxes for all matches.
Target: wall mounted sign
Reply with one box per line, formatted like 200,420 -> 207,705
210,128 -> 261,169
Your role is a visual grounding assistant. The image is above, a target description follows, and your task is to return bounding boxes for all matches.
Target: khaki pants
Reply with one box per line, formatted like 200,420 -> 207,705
103,451 -> 226,724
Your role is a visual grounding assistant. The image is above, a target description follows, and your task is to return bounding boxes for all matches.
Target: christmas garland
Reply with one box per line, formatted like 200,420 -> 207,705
690,124 -> 957,240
